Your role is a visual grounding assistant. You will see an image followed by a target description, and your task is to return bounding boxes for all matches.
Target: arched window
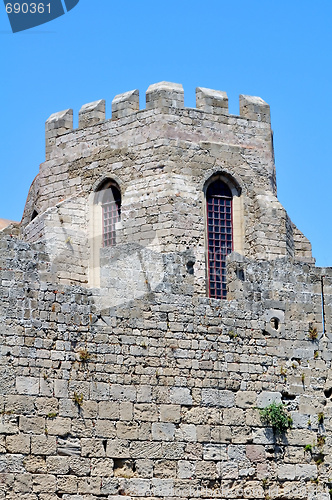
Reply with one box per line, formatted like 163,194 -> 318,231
100,183 -> 121,247
206,179 -> 233,299
89,178 -> 122,287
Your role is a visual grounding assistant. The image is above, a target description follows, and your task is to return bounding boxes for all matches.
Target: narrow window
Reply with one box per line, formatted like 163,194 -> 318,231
206,179 -> 233,299
31,210 -> 38,221
100,183 -> 121,247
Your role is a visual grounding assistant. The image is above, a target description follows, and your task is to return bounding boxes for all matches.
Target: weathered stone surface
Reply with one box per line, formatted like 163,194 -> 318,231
79,99 -> 105,128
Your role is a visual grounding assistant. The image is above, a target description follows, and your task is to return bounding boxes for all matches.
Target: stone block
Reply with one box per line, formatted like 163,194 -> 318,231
95,419 -> 116,438
120,402 -> 133,421
57,437 -> 81,456
175,423 -> 197,442
0,454 -> 25,473
81,438 -> 105,457
46,456 -> 70,474
135,459 -> 153,478
159,404 -> 181,422
57,474 -> 78,494
196,424 -> 210,442
107,438 -> 130,458
295,464 -> 317,480
152,422 -> 175,441
16,376 -> 39,395
79,99 -> 105,128
23,455 -> 47,474
246,444 -> 266,462
223,407 -> 245,425
134,403 -> 157,421
202,389 -> 234,407
99,401 -> 120,419
178,459 -> 195,479
195,460 -> 218,479
54,379 -> 68,398
110,384 -> 136,402
19,416 -> 45,434
161,442 -> 184,459
228,444 -> 246,461
196,87 -> 228,115
130,440 -> 162,459
256,391 -> 282,408
67,456 -> 91,476
203,443 -> 228,460
146,82 -> 184,111
31,435 -> 56,455
46,417 -> 71,436
112,90 -> 139,120
32,474 -> 56,493
239,94 -> 271,123
45,109 -> 73,159
90,381 -> 110,401
6,433 -> 30,454
90,457 -> 114,476
0,415 -> 19,434
252,427 -> 275,445
137,385 -> 152,403
151,478 -> 174,496
169,387 -> 192,405
218,461 -> 239,479
153,459 -> 176,478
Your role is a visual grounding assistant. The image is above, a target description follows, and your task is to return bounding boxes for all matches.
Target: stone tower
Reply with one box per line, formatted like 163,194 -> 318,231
0,82 -> 331,499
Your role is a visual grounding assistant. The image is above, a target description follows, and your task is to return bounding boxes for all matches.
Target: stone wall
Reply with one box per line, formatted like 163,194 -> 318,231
0,230 -> 331,499
0,82 -> 331,499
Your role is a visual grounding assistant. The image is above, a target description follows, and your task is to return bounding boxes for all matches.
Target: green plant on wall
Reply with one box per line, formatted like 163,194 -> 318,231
72,392 -> 84,408
317,435 -> 325,447
318,412 -> 324,424
308,326 -> 318,340
228,329 -> 238,339
260,402 -> 292,434
79,349 -> 91,362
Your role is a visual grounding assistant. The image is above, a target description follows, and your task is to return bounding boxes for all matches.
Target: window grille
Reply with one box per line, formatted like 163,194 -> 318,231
206,180 -> 233,299
102,185 -> 121,247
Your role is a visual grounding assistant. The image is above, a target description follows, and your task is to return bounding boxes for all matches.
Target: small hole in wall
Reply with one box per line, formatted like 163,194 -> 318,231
31,210 -> 38,221
324,388 -> 332,399
281,392 -> 296,401
186,261 -> 195,275
236,268 -> 245,281
270,317 -> 280,330
113,458 -> 136,477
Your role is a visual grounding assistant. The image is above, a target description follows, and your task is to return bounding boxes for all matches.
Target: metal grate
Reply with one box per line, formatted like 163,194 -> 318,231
207,182 -> 233,299
102,186 -> 121,247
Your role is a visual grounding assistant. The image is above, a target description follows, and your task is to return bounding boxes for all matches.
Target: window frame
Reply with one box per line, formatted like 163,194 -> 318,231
100,183 -> 121,247
203,173 -> 243,300
89,177 -> 122,287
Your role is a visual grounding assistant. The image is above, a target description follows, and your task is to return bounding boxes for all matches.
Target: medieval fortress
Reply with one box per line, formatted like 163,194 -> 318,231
0,81 -> 331,499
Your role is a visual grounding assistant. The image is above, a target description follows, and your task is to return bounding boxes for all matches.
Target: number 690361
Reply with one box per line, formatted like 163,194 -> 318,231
6,3 -> 51,14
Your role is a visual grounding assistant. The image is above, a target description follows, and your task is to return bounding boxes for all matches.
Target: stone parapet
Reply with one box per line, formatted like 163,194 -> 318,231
112,89 -> 139,120
44,82 -> 272,160
45,108 -> 73,160
79,99 -> 106,128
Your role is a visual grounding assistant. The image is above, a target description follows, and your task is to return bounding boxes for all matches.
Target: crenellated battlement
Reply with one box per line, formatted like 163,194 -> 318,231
45,81 -> 270,160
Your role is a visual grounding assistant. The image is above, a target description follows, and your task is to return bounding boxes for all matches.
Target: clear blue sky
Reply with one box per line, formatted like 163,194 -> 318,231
0,0 -> 331,266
